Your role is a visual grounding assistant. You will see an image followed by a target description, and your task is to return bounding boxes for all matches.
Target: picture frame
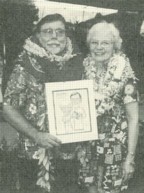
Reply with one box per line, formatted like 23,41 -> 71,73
45,80 -> 98,144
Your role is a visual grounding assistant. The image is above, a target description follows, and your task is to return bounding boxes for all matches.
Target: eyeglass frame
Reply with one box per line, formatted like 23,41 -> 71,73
40,28 -> 66,38
89,40 -> 114,48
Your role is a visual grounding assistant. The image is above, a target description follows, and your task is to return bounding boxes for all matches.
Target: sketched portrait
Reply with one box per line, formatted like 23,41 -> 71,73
45,80 -> 98,143
54,90 -> 90,135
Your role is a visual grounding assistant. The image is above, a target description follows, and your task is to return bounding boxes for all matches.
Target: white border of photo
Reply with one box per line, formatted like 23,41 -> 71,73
45,80 -> 98,144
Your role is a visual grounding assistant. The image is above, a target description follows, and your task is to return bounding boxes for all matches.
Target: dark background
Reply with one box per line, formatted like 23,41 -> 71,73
0,1 -> 144,193
0,0 -> 144,94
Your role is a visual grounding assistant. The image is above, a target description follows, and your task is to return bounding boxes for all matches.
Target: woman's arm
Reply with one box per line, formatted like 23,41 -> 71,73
126,101 -> 139,157
123,101 -> 139,181
3,105 -> 61,149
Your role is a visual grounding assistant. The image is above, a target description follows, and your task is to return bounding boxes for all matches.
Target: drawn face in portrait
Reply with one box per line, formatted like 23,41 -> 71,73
70,92 -> 82,106
37,21 -> 67,55
88,25 -> 114,64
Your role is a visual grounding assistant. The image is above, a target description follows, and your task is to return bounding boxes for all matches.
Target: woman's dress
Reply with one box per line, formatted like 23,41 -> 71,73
78,53 -> 139,193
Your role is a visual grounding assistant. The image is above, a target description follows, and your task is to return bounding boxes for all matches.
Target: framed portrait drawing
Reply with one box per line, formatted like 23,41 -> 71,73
45,80 -> 98,143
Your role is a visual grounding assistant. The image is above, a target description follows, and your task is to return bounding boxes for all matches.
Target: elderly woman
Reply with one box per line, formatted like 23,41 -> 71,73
3,14 -> 84,193
79,21 -> 139,193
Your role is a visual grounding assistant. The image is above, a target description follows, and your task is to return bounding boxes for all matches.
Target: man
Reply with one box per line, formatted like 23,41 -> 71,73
3,14 -> 84,193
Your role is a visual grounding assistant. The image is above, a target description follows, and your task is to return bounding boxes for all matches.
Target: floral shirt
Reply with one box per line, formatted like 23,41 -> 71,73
3,37 -> 84,154
3,36 -> 85,191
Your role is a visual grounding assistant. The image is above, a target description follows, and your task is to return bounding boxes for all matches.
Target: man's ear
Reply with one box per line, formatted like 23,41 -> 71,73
31,33 -> 42,47
35,33 -> 42,44
35,32 -> 40,39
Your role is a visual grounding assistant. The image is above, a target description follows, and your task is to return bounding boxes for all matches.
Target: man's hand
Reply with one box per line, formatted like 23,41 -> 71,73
3,105 -> 62,149
35,132 -> 62,149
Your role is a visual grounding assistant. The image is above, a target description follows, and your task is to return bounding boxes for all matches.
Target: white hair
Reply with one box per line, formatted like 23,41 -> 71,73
87,21 -> 122,53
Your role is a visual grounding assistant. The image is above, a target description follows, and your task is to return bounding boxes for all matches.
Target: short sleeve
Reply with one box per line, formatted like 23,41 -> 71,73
3,64 -> 27,108
123,78 -> 139,104
118,55 -> 139,104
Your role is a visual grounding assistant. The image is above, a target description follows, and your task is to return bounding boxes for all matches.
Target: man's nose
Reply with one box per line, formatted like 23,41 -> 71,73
51,30 -> 57,38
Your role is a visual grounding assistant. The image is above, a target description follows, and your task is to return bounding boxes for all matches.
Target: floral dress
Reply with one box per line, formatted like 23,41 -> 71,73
77,53 -> 139,193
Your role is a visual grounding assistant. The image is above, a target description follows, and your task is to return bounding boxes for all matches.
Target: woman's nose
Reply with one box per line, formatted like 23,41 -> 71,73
97,42 -> 103,49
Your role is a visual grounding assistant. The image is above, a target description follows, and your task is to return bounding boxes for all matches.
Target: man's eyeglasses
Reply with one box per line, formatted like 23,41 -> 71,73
40,28 -> 66,38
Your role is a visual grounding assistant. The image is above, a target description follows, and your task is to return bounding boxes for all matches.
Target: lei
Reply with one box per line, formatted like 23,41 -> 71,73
23,37 -> 77,69
21,36 -> 78,191
83,53 -> 135,115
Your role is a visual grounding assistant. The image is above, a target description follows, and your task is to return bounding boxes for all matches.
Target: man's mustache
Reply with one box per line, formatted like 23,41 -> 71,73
47,39 -> 60,45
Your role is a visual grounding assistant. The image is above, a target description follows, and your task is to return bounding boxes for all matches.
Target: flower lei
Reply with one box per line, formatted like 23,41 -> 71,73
32,148 -> 53,192
23,37 -> 77,69
83,53 -> 135,115
22,36 -> 78,192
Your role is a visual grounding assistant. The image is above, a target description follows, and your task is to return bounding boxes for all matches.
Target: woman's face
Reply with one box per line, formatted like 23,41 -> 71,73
37,21 -> 67,55
89,29 -> 114,64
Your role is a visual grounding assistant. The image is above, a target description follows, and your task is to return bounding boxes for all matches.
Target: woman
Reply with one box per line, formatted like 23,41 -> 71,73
79,22 -> 139,193
3,14 -> 84,193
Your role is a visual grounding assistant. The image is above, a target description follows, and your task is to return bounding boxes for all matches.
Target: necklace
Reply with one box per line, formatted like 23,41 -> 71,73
83,55 -> 111,93
83,53 -> 135,115
23,37 -> 77,69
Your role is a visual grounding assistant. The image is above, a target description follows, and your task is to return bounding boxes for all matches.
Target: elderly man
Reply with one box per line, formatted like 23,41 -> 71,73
3,14 -> 84,193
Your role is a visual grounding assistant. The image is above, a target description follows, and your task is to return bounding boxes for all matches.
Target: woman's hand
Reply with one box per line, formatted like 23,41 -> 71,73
123,101 -> 139,182
122,156 -> 135,182
35,132 -> 62,149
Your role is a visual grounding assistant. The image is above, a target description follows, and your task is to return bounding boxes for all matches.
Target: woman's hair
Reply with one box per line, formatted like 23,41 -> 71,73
87,21 -> 122,53
34,13 -> 66,33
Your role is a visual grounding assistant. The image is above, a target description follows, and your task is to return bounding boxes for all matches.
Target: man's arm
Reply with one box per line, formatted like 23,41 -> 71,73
3,105 -> 61,149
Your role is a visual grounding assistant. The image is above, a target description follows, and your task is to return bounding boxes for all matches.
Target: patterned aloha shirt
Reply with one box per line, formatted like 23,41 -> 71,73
3,37 -> 84,191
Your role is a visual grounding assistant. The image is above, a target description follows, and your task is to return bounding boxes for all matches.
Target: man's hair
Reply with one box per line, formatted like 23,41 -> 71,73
34,13 -> 66,33
87,21 -> 122,53
70,92 -> 82,99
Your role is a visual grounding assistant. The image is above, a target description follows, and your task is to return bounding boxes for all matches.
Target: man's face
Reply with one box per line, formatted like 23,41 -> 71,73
37,21 -> 67,55
71,94 -> 81,106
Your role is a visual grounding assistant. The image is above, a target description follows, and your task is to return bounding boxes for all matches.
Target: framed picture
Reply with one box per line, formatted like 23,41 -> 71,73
45,80 -> 98,144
